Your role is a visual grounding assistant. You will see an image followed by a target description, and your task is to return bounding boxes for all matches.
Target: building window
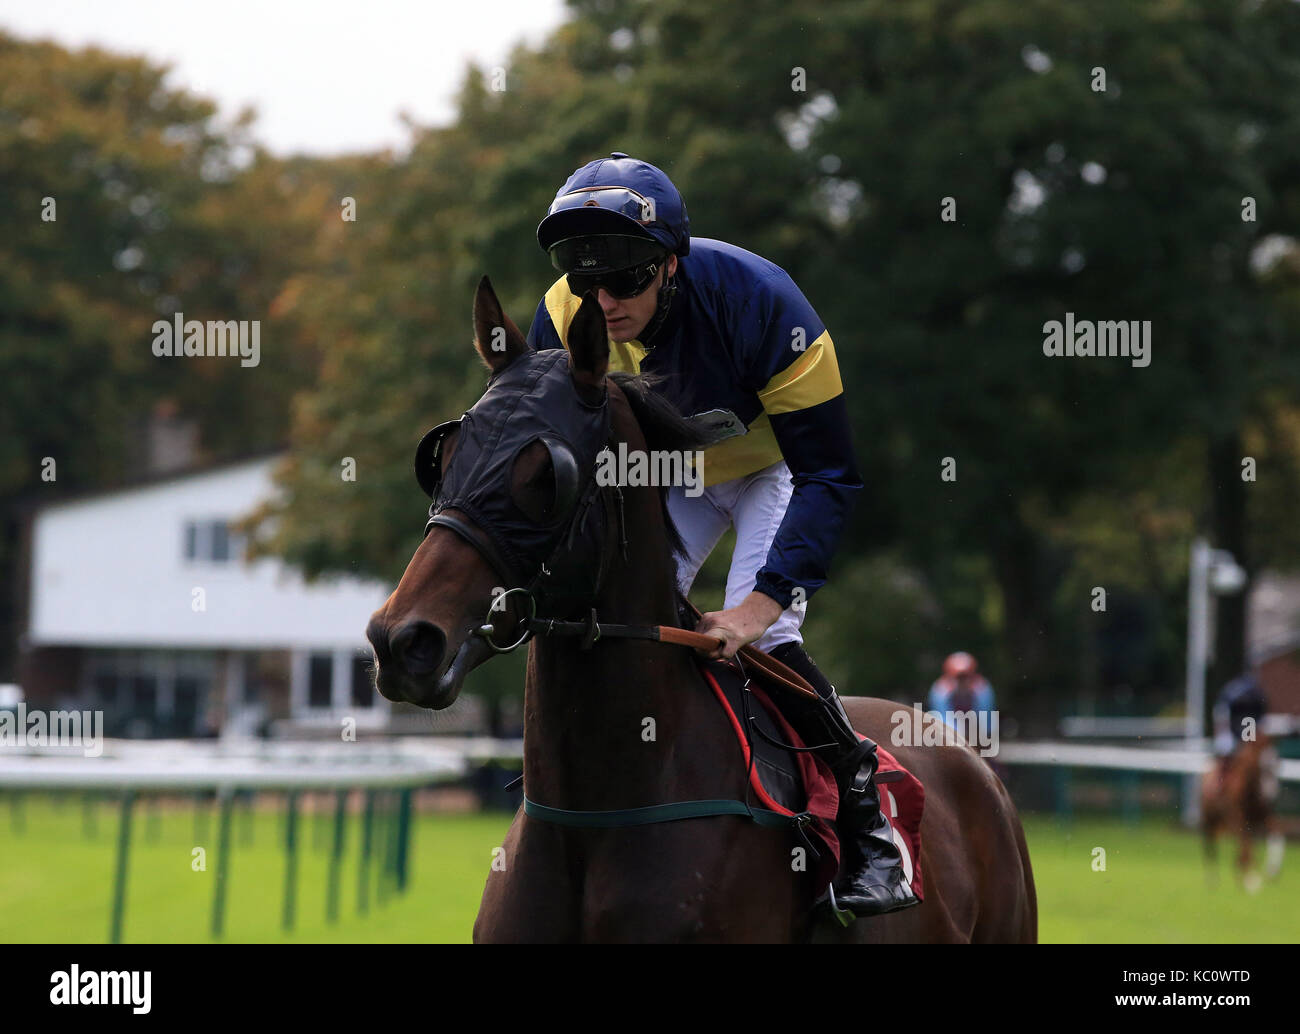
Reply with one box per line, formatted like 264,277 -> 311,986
351,655 -> 374,708
308,654 -> 333,709
93,672 -> 117,707
86,650 -> 215,737
131,673 -> 157,713
210,521 -> 231,562
183,519 -> 241,564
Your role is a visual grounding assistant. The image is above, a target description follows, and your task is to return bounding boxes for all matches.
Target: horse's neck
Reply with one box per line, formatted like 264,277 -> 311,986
521,487 -> 728,810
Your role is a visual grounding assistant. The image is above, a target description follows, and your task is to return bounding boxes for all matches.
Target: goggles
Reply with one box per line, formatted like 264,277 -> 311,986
549,232 -> 664,275
565,259 -> 662,300
547,184 -> 658,226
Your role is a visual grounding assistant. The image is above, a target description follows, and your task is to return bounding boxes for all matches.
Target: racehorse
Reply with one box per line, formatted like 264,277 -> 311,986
1201,737 -> 1284,892
366,276 -> 1037,942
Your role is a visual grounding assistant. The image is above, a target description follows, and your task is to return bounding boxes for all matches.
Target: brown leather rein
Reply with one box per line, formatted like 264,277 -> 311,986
509,603 -> 820,702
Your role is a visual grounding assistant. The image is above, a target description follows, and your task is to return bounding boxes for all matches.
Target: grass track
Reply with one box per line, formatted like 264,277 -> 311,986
0,797 -> 1294,943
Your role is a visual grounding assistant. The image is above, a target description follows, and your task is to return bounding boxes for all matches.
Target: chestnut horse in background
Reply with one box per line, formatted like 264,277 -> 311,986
367,277 -> 1037,942
1201,738 -> 1284,892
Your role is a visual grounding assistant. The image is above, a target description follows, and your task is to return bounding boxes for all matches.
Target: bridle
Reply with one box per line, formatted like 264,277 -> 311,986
413,354 -> 818,695
424,472 -> 626,655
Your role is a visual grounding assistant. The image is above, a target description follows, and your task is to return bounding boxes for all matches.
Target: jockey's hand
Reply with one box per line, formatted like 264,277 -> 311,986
695,591 -> 784,660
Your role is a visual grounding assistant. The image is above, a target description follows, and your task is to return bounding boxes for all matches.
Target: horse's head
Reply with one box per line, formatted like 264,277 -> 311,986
366,276 -> 615,709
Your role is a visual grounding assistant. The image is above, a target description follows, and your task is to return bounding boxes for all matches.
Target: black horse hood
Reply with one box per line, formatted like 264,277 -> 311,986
415,349 -> 611,586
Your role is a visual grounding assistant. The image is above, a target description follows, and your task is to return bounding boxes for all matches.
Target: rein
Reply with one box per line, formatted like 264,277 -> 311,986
517,610 -> 820,702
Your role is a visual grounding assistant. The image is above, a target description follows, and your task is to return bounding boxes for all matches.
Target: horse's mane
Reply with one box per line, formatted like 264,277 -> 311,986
608,370 -> 719,560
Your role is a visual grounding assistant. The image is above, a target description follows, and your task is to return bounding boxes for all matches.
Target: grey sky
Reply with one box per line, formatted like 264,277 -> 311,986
0,0 -> 568,156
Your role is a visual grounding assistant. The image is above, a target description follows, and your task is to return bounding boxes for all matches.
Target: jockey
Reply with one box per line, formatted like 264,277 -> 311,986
927,652 -> 996,730
527,153 -> 916,918
1213,671 -> 1267,760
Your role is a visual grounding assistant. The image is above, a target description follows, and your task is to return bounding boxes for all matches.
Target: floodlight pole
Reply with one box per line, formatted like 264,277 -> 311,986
1184,538 -> 1211,827
1184,537 -> 1246,826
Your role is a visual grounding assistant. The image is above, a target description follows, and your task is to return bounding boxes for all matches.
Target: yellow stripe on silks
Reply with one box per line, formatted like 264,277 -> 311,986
691,413 -> 784,487
695,331 -> 841,485
757,330 -> 843,414
543,278 -> 647,374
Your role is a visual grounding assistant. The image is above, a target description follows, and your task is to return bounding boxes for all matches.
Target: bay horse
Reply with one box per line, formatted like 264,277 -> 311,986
1201,738 -> 1284,892
366,276 -> 1037,942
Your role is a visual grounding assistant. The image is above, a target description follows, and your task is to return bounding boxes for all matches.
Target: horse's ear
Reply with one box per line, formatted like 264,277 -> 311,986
568,291 -> 609,390
473,275 -> 530,373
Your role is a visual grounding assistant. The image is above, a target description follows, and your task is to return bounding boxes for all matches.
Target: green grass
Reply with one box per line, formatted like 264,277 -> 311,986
1,796 -> 1295,942
0,794 -> 512,944
1023,815 -> 1298,943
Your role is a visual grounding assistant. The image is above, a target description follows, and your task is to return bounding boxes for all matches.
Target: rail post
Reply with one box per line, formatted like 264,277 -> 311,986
357,788 -> 375,915
211,785 -> 234,939
109,789 -> 136,944
396,787 -> 413,892
282,790 -> 299,932
326,788 -> 347,922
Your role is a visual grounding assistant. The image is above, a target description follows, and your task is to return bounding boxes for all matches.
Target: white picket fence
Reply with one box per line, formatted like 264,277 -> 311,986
2,734 -> 1297,790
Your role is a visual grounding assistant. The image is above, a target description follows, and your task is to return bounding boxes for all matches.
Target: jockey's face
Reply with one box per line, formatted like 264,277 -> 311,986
595,254 -> 677,342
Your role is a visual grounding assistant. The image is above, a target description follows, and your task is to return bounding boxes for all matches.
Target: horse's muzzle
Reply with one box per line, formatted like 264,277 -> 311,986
367,615 -> 493,709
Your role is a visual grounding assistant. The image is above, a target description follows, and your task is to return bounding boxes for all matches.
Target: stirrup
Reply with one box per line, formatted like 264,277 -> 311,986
825,884 -> 856,928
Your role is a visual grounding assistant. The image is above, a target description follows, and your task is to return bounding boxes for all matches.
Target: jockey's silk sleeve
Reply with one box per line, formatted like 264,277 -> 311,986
735,271 -> 862,609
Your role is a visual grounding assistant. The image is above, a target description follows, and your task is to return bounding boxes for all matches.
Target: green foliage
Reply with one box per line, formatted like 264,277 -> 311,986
241,0 -> 1300,709
0,34 -> 324,492
8,2 -> 1300,711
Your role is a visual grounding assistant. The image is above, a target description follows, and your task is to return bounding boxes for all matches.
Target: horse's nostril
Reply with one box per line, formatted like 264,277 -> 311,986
390,620 -> 447,677
366,616 -> 392,664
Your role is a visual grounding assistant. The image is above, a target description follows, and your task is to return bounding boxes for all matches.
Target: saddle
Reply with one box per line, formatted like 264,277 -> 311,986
681,598 -> 925,903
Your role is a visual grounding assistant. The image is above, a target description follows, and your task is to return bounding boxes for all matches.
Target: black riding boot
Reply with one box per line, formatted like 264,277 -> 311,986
768,642 -> 918,919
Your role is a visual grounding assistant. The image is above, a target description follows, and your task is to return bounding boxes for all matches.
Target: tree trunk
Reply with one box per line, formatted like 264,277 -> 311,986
989,513 -> 1052,712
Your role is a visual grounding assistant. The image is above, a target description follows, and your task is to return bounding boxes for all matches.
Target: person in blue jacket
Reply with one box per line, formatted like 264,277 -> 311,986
527,153 -> 916,918
927,652 -> 997,729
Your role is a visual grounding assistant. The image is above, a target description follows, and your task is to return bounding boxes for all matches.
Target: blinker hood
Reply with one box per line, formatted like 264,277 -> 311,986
415,349 -> 610,586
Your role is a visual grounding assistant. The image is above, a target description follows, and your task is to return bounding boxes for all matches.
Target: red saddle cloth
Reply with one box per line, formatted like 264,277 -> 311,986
699,662 -> 925,901
875,744 -> 926,901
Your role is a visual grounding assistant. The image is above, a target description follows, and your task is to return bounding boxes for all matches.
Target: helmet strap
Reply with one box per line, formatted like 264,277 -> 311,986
641,267 -> 678,347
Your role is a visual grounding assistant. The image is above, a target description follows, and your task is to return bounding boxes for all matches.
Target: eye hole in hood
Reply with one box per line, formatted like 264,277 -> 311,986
510,435 -> 582,527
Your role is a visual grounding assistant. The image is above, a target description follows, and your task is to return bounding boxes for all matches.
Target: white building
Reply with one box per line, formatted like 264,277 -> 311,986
21,457 -> 396,737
